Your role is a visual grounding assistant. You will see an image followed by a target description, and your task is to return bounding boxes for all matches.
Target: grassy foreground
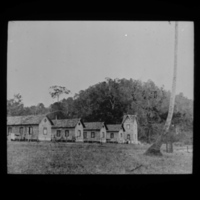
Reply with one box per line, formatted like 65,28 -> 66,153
7,141 -> 192,174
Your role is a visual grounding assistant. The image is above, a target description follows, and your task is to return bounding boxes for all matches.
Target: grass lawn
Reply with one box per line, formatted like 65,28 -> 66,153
7,141 -> 193,174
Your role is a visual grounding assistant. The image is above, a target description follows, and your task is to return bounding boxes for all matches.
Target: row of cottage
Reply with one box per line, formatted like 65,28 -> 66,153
7,114 -> 138,144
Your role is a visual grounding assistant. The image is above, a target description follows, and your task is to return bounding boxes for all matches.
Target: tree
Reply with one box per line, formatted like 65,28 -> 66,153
145,21 -> 179,156
36,103 -> 48,114
7,93 -> 24,116
29,105 -> 37,115
61,97 -> 76,118
49,86 -> 71,102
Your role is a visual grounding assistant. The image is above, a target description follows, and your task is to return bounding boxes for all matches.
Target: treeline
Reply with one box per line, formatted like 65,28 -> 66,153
7,94 -> 49,116
7,78 -> 193,143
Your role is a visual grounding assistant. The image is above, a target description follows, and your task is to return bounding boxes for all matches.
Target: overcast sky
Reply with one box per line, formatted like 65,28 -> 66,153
7,21 -> 194,107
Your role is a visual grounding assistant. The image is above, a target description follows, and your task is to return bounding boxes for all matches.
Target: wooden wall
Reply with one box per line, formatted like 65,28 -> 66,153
38,117 -> 52,141
83,130 -> 100,142
118,129 -> 125,143
106,131 -> 119,143
7,125 -> 39,141
100,127 -> 107,143
51,128 -> 75,141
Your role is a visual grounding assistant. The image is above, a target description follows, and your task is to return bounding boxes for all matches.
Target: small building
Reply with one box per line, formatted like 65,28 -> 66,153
106,124 -> 125,143
51,118 -> 85,142
83,122 -> 108,143
122,114 -> 138,144
7,115 -> 48,141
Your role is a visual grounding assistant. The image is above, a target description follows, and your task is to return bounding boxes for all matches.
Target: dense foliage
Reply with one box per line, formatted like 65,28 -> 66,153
7,78 -> 193,143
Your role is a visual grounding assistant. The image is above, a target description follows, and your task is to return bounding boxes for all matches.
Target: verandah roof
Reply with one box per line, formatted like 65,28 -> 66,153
52,118 -> 81,128
84,122 -> 104,130
107,124 -> 123,132
7,115 -> 46,125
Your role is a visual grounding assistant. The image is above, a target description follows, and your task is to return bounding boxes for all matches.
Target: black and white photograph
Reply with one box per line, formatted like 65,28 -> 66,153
7,21 -> 193,174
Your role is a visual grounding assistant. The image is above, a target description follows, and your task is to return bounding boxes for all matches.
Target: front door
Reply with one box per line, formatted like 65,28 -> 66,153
127,134 -> 130,143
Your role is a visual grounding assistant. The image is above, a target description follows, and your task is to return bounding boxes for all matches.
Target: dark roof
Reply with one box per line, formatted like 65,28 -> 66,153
122,114 -> 137,124
52,118 -> 81,128
7,115 -> 46,125
84,122 -> 105,130
107,124 -> 123,132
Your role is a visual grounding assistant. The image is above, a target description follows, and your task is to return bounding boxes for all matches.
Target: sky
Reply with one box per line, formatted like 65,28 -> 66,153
7,21 -> 194,107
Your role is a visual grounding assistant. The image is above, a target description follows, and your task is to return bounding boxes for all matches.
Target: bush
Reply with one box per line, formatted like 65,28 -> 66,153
175,130 -> 193,145
138,123 -> 163,143
138,125 -> 147,142
139,123 -> 193,145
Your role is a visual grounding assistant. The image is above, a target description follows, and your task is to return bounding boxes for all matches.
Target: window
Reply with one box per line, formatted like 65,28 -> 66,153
43,127 -> 47,135
56,130 -> 61,137
126,124 -> 130,129
29,127 -> 33,135
127,134 -> 130,140
44,118 -> 47,122
83,132 -> 87,139
91,132 -> 95,138
78,130 -> 81,137
19,127 -> 23,134
121,133 -> 123,137
110,133 -> 114,138
102,132 -> 105,138
65,130 -> 69,137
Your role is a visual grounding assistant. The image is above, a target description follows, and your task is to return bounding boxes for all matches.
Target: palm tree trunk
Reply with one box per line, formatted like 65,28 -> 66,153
145,21 -> 179,156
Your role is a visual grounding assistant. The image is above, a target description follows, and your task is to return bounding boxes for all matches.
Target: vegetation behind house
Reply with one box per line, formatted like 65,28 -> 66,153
7,78 -> 193,144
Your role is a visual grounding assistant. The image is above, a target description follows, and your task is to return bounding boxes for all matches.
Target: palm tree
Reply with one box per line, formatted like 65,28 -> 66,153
145,21 -> 179,156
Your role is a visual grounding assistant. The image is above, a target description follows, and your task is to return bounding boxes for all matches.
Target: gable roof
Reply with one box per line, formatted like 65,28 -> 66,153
7,115 -> 46,125
122,114 -> 137,124
52,118 -> 82,128
84,122 -> 107,130
107,124 -> 124,132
